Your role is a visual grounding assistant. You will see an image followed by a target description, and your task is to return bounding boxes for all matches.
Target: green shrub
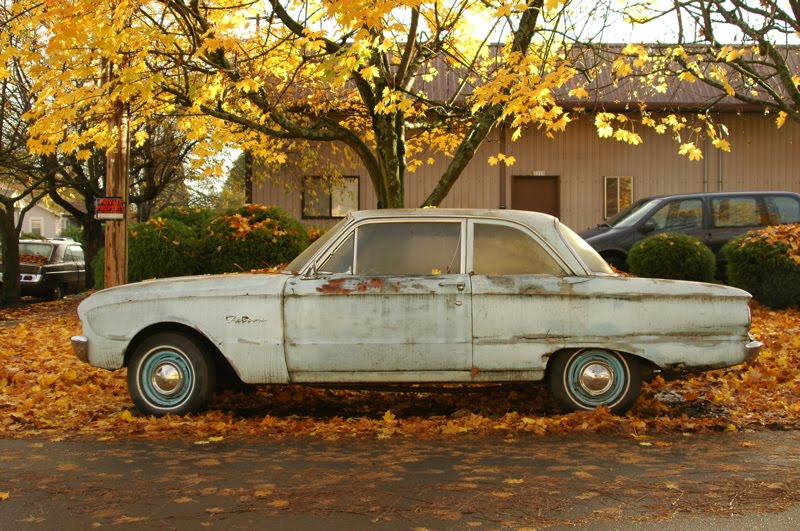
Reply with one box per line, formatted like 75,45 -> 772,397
128,218 -> 199,281
201,204 -> 309,274
627,232 -> 716,282
722,225 -> 800,309
60,226 -> 84,243
156,206 -> 216,237
93,217 -> 199,289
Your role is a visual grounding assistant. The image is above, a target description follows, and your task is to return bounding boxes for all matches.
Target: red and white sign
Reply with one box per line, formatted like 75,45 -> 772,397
95,197 -> 126,220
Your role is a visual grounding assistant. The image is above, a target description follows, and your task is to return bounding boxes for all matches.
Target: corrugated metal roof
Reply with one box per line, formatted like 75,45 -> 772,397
415,44 -> 800,112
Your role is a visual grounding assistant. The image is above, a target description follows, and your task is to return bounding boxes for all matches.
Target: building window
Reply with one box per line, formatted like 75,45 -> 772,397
604,176 -> 634,218
29,217 -> 43,236
302,176 -> 359,219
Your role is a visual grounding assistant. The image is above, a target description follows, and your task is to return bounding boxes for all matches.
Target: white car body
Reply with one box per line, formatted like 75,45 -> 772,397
73,209 -> 761,415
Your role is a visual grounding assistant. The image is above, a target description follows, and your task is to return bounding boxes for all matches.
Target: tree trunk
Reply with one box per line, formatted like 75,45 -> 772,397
82,218 -> 104,289
0,203 -> 21,305
372,111 -> 406,208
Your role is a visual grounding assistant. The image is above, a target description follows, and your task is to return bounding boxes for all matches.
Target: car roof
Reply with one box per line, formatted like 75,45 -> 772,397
346,208 -> 560,227
637,191 -> 800,202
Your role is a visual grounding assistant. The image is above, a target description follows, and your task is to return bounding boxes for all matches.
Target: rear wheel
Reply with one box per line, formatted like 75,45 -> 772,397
548,349 -> 641,414
47,284 -> 65,301
127,332 -> 216,416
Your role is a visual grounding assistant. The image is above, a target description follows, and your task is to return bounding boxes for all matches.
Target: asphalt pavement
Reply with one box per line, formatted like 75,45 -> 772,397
3,431 -> 800,530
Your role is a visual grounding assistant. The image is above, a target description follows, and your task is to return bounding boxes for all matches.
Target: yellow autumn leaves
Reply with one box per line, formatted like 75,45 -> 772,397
2,297 -> 799,442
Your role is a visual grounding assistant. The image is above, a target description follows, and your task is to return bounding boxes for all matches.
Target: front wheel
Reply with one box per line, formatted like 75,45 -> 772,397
547,349 -> 641,414
127,332 -> 216,416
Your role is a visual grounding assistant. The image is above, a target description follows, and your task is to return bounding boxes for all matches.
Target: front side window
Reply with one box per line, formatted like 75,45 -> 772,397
319,233 -> 354,274
354,221 -> 462,275
648,199 -> 703,231
472,222 -> 564,275
68,246 -> 85,263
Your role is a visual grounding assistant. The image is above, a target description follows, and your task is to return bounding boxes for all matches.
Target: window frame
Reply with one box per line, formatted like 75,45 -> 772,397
604,176 -> 634,219
29,217 -> 44,236
313,218 -> 467,276
302,176 -> 360,219
466,218 -> 569,276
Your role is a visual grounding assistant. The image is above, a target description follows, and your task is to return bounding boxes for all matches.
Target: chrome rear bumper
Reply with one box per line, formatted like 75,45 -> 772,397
71,335 -> 89,363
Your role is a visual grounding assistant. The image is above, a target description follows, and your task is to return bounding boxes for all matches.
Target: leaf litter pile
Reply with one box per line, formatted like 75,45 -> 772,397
1,296 -> 799,441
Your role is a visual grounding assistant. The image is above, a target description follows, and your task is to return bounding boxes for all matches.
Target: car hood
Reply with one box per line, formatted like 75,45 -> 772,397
578,225 -> 611,240
79,273 -> 291,312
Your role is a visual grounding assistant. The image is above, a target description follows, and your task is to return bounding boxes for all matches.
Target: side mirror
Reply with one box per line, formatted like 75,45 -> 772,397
640,221 -> 656,234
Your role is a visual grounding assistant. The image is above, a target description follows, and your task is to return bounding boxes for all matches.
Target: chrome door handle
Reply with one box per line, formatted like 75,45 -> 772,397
438,281 -> 465,291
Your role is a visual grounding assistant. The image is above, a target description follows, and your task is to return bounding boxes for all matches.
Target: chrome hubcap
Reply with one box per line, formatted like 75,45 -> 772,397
151,362 -> 183,395
579,362 -> 613,396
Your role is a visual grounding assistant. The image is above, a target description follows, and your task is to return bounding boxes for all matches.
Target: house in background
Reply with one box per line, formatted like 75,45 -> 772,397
252,48 -> 800,233
15,201 -> 81,239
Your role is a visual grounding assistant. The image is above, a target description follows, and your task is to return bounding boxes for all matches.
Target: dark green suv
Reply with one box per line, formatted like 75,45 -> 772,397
580,191 -> 800,272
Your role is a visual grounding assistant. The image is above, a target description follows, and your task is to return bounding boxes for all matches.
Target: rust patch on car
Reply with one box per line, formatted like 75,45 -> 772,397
316,277 -> 399,295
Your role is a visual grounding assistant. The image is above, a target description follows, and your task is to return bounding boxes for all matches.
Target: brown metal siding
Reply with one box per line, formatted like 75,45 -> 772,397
253,114 -> 800,233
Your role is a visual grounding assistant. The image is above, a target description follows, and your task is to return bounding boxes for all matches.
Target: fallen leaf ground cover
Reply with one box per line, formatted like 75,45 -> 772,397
1,296 -> 798,441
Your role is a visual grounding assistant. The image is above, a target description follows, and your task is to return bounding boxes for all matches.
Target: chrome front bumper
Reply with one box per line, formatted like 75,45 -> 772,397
744,334 -> 764,365
71,335 -> 89,363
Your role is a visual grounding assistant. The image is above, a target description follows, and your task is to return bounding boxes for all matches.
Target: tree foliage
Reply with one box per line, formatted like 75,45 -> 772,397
641,0 -> 800,126
2,0 -> 590,210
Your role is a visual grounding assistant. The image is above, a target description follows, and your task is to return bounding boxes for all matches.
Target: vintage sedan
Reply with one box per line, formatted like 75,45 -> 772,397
5,239 -> 87,300
71,209 -> 762,416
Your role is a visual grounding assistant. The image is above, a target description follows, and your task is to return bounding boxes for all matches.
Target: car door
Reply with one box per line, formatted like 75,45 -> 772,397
468,219 -> 573,373
283,219 -> 472,379
640,198 -> 708,244
68,245 -> 87,292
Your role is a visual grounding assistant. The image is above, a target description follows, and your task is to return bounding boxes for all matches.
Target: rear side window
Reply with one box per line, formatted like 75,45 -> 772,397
712,197 -> 767,228
768,196 -> 800,224
472,222 -> 564,275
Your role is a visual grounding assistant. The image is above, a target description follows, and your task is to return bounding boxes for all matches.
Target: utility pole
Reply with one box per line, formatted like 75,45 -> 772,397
103,61 -> 129,288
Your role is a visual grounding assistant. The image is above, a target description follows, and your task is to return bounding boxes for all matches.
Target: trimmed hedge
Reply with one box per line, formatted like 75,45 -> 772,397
627,232 -> 716,282
94,217 -> 199,289
201,205 -> 309,274
94,205 -> 310,286
722,224 -> 800,309
156,206 -> 216,237
128,217 -> 199,281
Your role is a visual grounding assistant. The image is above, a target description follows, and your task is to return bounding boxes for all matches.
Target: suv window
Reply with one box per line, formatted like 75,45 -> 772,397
768,196 -> 800,225
712,197 -> 765,228
649,199 -> 703,231
472,222 -> 564,275
331,221 -> 462,275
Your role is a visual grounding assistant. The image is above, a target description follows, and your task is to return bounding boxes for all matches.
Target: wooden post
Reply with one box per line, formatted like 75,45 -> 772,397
104,74 -> 130,288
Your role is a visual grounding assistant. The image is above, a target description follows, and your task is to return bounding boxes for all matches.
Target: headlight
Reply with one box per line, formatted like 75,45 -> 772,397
21,274 -> 43,283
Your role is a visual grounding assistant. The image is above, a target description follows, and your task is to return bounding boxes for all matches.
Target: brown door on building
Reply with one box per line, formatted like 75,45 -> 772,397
512,176 -> 560,217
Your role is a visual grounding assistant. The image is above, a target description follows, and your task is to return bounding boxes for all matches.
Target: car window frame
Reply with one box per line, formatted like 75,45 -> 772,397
466,218 -> 572,276
307,217 -> 467,277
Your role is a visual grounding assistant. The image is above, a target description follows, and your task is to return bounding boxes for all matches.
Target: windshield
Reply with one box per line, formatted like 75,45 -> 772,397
559,223 -> 613,275
284,218 -> 349,274
605,198 -> 661,228
19,242 -> 54,261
